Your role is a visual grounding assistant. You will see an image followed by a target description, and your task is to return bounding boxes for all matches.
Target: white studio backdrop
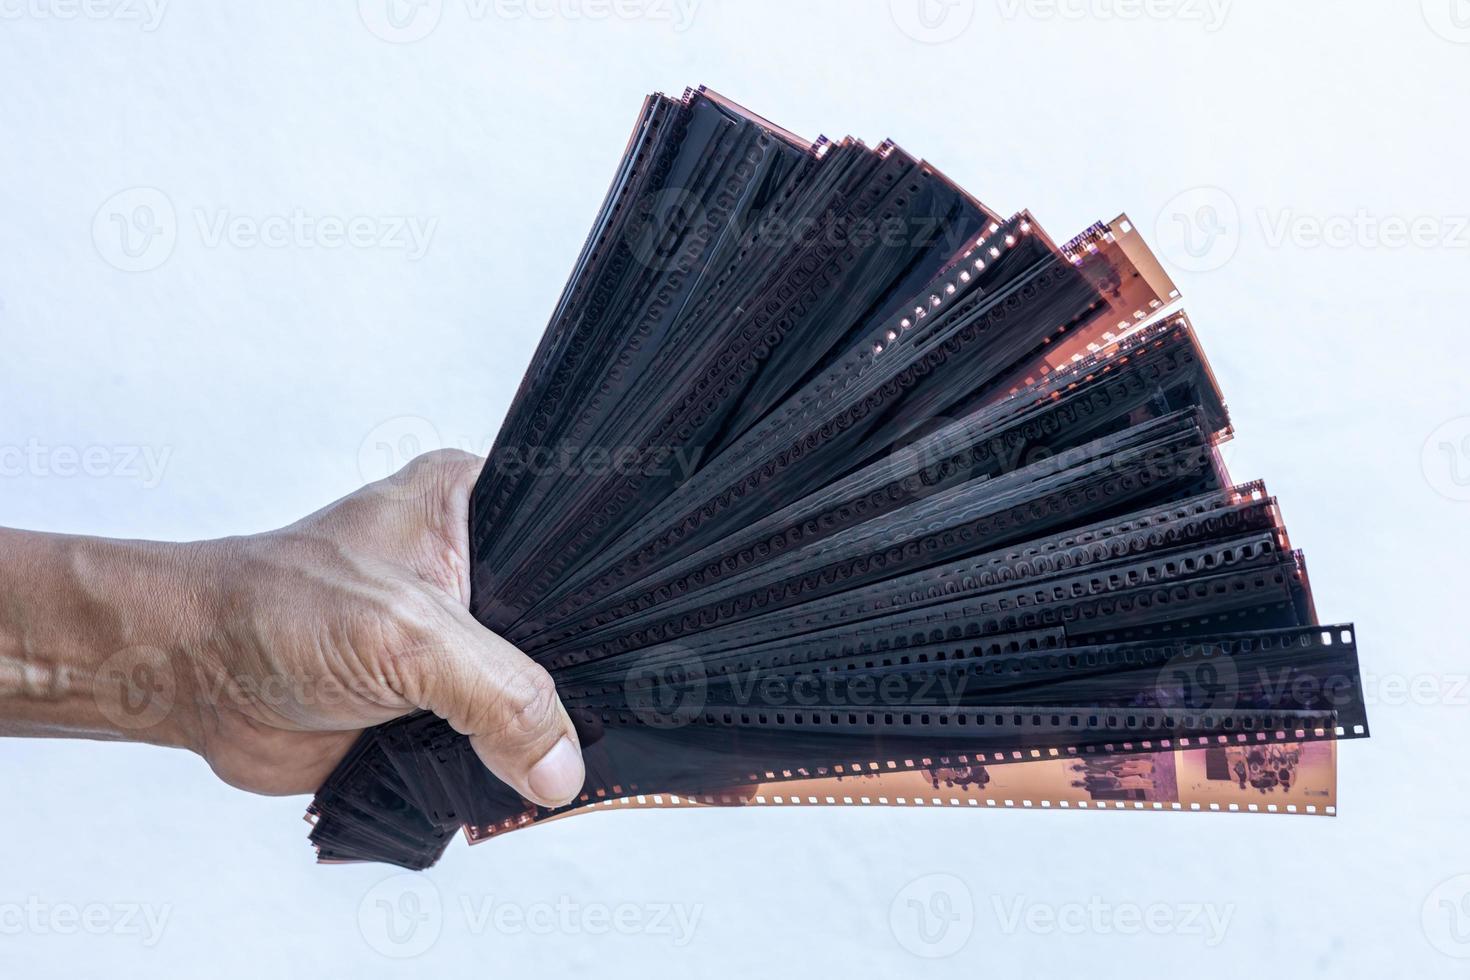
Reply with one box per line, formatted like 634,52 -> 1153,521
1,2 -> 1468,976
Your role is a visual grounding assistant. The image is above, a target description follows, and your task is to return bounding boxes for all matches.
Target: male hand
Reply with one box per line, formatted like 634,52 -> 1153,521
0,450 -> 587,808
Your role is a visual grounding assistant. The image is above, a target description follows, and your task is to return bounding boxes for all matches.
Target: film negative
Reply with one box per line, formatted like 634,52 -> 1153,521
304,87 -> 1368,869
503,739 -> 1338,838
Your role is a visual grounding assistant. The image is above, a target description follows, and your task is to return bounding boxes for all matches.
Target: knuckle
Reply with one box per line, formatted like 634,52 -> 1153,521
389,450 -> 483,539
406,448 -> 481,487
494,663 -> 562,744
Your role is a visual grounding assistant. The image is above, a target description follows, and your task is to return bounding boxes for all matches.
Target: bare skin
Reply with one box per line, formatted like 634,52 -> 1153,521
0,449 -> 586,808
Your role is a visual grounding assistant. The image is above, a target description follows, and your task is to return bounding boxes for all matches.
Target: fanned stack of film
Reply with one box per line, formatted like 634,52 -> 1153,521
306,88 -> 1370,869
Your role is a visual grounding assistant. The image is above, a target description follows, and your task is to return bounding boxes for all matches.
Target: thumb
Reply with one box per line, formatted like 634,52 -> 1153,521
410,606 -> 586,809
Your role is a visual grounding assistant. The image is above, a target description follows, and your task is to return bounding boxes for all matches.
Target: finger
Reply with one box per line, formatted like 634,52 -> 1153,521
405,448 -> 483,605
396,447 -> 483,521
365,449 -> 483,602
410,607 -> 585,808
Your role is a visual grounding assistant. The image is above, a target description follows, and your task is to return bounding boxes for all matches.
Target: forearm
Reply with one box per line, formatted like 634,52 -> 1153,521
0,452 -> 586,804
0,527 -> 214,751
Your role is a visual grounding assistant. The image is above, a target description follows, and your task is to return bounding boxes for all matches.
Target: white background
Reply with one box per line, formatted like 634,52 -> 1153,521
2,1 -> 1468,975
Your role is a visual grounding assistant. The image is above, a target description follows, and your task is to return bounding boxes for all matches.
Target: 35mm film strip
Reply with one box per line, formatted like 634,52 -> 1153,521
481,738 -> 1338,847
304,87 -> 1368,870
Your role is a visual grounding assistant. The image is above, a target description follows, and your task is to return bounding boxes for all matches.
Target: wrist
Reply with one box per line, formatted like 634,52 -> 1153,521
0,528 -> 228,754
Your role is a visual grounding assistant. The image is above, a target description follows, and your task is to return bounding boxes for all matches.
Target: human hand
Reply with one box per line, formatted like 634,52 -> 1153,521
0,451 -> 587,808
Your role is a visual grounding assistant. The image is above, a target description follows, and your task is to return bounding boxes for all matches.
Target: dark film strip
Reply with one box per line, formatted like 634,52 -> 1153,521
305,88 -> 1367,870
